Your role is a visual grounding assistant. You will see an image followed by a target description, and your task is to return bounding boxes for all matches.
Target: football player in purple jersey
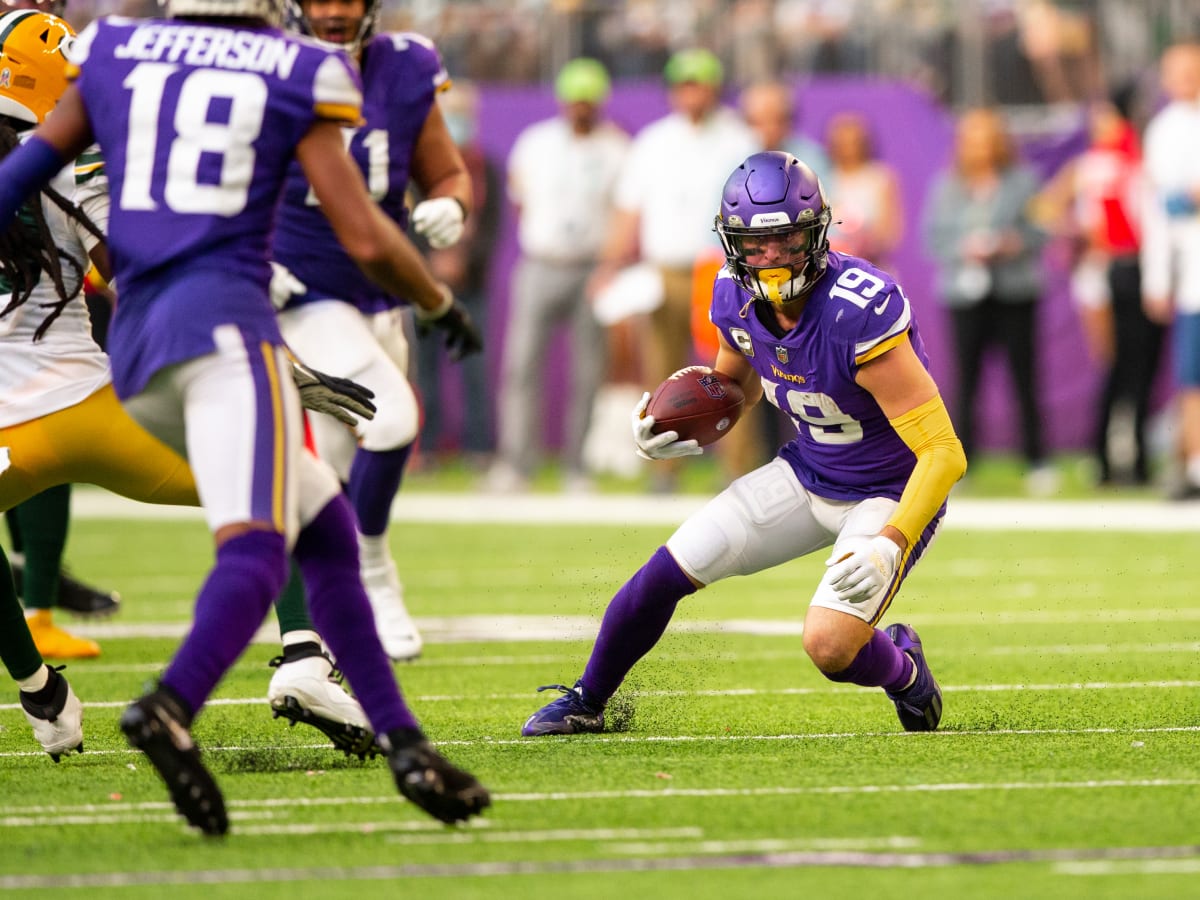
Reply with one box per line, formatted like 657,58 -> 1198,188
0,0 -> 487,833
522,151 -> 967,737
260,0 -> 476,759
265,0 -> 472,684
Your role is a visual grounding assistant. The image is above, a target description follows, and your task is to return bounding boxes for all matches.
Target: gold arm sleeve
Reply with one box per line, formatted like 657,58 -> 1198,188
885,393 -> 968,547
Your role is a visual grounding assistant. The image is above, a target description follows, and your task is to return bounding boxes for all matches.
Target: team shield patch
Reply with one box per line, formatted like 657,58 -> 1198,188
775,346 -> 789,364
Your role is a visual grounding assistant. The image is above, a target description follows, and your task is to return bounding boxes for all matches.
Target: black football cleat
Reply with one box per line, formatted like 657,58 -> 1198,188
120,688 -> 228,836
885,624 -> 943,732
382,728 -> 490,825
11,557 -> 121,619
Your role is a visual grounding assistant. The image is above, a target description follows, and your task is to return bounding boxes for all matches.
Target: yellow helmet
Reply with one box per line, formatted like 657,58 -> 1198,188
0,9 -> 74,126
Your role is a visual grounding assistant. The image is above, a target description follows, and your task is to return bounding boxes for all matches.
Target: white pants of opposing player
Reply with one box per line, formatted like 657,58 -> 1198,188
276,300 -> 423,660
666,457 -> 939,625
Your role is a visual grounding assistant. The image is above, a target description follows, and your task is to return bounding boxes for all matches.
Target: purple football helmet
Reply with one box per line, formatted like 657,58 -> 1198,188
715,151 -> 831,305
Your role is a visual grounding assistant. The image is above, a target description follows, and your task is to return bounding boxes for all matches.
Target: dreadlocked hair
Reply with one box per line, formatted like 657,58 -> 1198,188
0,119 -> 105,341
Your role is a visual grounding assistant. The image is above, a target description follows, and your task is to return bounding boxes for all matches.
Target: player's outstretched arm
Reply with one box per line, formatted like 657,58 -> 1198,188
0,86 -> 94,230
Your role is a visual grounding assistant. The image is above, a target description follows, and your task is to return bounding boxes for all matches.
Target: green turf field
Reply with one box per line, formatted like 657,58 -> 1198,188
1,499 -> 1198,898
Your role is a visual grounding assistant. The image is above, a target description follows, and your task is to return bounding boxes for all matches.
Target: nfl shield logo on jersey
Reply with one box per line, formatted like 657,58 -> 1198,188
775,346 -> 789,364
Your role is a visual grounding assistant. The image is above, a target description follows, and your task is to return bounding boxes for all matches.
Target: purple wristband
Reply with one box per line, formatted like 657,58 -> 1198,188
0,134 -> 68,229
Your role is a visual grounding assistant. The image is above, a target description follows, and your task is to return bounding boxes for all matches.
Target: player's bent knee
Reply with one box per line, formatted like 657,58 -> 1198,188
803,621 -> 864,676
359,380 -> 419,451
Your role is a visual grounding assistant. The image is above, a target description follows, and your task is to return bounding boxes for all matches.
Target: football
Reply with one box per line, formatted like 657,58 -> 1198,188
646,366 -> 745,447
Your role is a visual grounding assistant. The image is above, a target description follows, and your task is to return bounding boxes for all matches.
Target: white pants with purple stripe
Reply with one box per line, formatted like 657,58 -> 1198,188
122,324 -> 341,547
665,457 -> 940,624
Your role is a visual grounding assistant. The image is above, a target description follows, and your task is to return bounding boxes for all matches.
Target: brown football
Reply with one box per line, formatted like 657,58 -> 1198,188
646,366 -> 745,447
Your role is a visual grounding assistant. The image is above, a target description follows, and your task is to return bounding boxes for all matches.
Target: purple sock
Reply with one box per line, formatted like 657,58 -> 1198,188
347,445 -> 412,535
581,546 -> 697,703
823,628 -> 914,692
161,531 -> 288,715
293,495 -> 417,733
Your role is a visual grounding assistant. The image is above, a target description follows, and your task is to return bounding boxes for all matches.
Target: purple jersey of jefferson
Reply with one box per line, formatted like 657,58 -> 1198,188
711,251 -> 930,502
66,17 -> 362,397
272,32 -> 447,314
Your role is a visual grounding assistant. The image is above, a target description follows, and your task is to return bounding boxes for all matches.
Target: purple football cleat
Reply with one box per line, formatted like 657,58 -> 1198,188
521,681 -> 605,736
884,623 -> 943,732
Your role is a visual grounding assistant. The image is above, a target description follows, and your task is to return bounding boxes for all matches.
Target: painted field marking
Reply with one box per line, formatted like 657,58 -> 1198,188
69,488 -> 1200,531
3,678 -> 1199,716
47,606 -> 1200,646
2,843 -> 1199,888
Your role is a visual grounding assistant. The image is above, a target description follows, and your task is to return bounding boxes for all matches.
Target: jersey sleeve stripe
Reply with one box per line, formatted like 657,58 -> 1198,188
313,101 -> 362,125
854,331 -> 907,365
853,300 -> 912,362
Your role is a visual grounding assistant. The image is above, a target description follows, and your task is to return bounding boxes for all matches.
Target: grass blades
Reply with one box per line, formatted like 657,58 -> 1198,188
0,510 -> 1197,898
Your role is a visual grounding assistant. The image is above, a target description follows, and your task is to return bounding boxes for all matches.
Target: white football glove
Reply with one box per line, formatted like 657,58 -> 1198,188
269,262 -> 306,310
411,197 -> 466,249
631,391 -> 703,461
825,535 -> 901,605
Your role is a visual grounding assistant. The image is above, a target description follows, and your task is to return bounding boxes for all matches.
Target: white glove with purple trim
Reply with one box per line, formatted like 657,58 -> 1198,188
825,535 -> 901,605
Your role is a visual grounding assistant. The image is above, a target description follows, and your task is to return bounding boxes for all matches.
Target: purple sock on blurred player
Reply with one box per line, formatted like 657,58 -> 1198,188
824,627 -> 914,691
347,445 -> 412,535
581,546 -> 697,703
162,530 -> 289,715
292,494 -> 418,733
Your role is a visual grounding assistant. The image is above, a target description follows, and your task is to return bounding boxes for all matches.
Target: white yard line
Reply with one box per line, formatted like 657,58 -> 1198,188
44,607 -> 1200,645
68,487 -> 1200,531
2,725 -> 1197,762
2,680 -> 1198,715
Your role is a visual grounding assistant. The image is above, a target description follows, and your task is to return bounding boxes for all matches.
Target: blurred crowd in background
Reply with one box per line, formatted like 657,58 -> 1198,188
47,0 -> 1200,498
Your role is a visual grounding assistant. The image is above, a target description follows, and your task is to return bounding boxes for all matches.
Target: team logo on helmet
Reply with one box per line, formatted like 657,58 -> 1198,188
0,10 -> 75,126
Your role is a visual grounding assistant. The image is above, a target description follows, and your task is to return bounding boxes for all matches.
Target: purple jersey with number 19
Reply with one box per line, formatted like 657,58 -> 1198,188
710,250 -> 930,502
65,16 -> 362,398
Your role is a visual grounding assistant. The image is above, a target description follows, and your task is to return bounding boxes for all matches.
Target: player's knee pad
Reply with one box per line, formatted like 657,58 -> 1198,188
667,459 -> 803,585
358,371 -> 419,452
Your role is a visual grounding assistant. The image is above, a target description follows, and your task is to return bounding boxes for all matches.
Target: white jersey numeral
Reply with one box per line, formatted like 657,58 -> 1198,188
120,63 -> 267,216
304,127 -> 389,206
762,379 -> 864,445
828,266 -> 887,309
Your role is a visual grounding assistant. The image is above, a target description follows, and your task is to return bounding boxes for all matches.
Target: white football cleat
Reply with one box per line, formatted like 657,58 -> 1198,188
267,651 -> 377,758
20,666 -> 84,762
361,559 -> 424,662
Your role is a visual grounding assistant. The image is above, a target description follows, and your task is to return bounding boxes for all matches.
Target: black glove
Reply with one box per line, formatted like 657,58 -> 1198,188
290,359 -> 376,427
416,287 -> 483,362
